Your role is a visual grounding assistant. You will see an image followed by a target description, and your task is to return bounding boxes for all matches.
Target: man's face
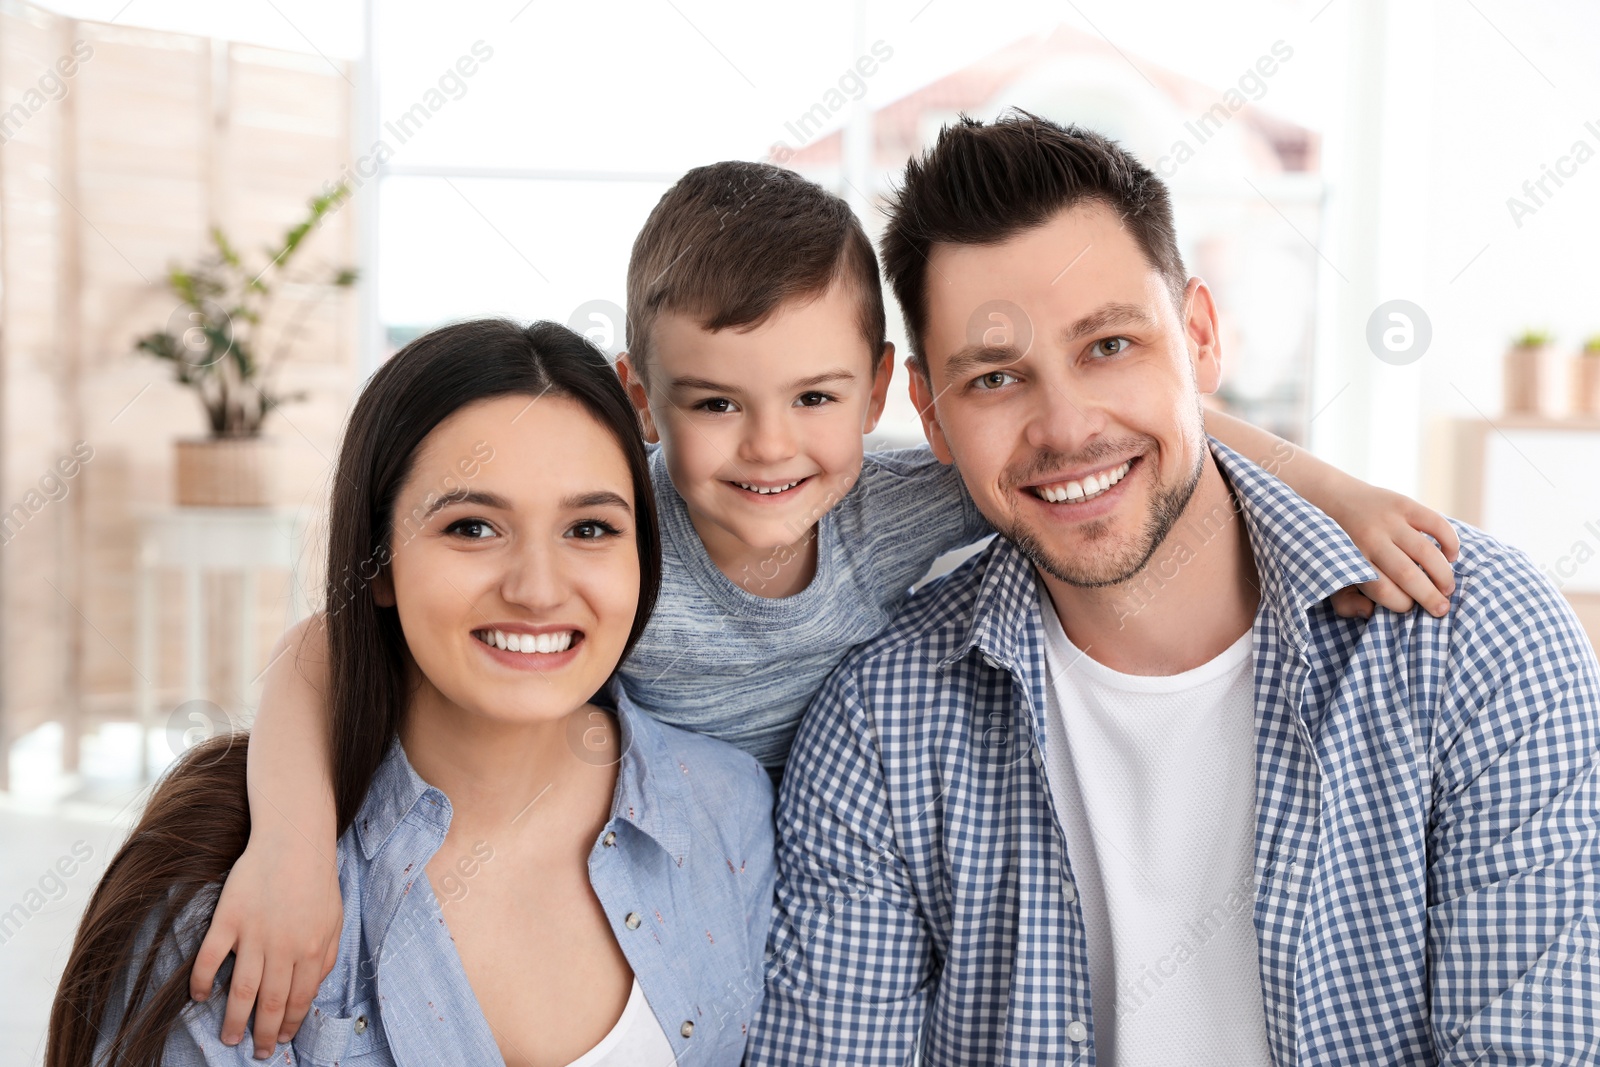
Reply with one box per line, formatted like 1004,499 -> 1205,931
910,202 -> 1221,589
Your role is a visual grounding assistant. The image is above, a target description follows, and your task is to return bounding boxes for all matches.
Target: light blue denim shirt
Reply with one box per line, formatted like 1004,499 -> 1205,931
98,682 -> 776,1066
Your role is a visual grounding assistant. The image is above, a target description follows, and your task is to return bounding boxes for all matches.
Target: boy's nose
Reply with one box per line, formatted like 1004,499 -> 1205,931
739,411 -> 798,465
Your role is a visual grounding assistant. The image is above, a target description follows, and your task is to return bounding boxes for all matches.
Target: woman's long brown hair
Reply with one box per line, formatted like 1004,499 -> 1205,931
46,320 -> 661,1065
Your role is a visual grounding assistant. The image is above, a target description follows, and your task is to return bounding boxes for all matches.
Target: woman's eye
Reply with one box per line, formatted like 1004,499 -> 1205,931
796,392 -> 835,408
695,397 -> 735,414
446,518 -> 496,540
975,370 -> 1018,391
569,520 -> 621,541
1093,337 -> 1131,359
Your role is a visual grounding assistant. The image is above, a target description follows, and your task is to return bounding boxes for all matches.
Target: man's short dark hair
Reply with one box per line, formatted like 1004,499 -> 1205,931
626,161 -> 887,380
881,111 -> 1187,369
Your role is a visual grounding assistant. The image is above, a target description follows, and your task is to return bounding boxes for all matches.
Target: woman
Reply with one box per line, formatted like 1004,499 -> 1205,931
48,320 -> 775,1066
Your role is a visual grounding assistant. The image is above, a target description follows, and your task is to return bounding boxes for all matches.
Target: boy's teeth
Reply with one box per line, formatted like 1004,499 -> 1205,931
1033,459 -> 1133,504
735,479 -> 801,495
474,629 -> 574,655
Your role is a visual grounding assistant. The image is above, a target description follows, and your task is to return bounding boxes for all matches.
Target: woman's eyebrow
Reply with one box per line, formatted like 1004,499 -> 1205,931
422,488 -> 512,520
562,490 -> 631,512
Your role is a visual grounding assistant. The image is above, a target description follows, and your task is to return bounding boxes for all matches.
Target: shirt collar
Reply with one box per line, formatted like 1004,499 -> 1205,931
944,436 -> 1380,669
352,680 -> 692,863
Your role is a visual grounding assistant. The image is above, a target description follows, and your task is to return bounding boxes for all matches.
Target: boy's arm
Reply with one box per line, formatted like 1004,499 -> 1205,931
189,614 -> 342,1058
1206,409 -> 1460,617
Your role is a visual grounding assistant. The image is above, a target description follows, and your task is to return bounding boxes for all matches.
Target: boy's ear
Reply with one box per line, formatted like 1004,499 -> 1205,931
615,353 -> 660,444
907,355 -> 954,465
861,342 -> 895,435
1182,277 -> 1223,396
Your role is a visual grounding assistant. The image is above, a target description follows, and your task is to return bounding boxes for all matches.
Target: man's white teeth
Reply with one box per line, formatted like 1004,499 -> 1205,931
1034,460 -> 1133,504
735,480 -> 801,495
474,629 -> 574,654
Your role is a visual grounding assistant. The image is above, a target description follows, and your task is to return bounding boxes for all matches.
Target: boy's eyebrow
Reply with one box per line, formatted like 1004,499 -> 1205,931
669,368 -> 858,393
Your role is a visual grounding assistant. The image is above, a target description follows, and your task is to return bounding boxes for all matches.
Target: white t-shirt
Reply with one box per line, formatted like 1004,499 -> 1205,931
563,978 -> 677,1067
1037,590 -> 1273,1067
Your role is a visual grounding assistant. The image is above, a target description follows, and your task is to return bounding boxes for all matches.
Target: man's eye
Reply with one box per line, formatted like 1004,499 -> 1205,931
1093,337 -> 1131,358
796,392 -> 835,407
569,520 -> 622,541
446,518 -> 496,540
694,397 -> 735,414
975,371 -> 1018,391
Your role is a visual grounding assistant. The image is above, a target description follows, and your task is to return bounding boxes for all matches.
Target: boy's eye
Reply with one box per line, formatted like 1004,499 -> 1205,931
445,518 -> 496,540
693,397 -> 736,414
796,392 -> 835,408
568,519 -> 622,541
974,370 -> 1019,391
1092,337 -> 1132,359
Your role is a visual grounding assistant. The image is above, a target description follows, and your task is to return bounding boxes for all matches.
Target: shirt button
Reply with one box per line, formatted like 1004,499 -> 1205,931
1067,1020 -> 1088,1042
982,653 -> 1003,670
602,831 -> 617,847
625,911 -> 642,930
1062,881 -> 1077,902
353,1015 -> 367,1035
680,1020 -> 695,1038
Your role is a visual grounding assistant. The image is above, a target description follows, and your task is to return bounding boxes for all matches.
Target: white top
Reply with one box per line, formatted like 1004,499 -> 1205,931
562,977 -> 678,1067
1037,589 -> 1273,1067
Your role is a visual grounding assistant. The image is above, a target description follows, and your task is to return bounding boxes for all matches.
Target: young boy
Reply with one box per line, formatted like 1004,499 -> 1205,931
193,161 -> 1460,1056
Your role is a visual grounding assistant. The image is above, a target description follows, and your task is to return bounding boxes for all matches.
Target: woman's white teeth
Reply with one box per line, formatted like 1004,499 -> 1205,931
1035,460 -> 1133,504
474,629 -> 574,654
735,480 -> 801,495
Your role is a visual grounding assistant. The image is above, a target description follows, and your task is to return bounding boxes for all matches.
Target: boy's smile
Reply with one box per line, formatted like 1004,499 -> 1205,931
619,277 -> 893,597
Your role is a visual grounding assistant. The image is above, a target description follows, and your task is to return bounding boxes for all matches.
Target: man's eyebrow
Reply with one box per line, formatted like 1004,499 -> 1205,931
942,343 -> 1027,384
1063,302 -> 1158,342
423,488 -> 512,520
561,490 -> 632,512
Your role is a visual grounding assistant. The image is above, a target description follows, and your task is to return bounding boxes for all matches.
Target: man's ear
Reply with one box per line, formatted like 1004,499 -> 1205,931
861,342 -> 896,435
615,354 -> 660,444
1182,277 -> 1223,395
906,355 -> 955,465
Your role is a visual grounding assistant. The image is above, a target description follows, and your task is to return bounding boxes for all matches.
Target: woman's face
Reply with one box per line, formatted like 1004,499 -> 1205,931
377,393 -> 641,727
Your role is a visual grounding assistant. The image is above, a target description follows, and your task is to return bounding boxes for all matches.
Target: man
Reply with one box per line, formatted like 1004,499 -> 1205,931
747,112 -> 1599,1066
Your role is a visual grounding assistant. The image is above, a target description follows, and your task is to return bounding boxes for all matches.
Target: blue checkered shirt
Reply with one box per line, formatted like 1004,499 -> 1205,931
749,440 -> 1600,1066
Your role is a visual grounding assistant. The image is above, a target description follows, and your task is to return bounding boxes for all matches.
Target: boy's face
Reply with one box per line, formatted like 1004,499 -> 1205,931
619,278 -> 893,556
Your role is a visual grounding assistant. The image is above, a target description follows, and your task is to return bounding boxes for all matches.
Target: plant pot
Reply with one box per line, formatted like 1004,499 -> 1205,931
174,436 -> 279,507
1504,344 -> 1555,416
1574,356 -> 1600,417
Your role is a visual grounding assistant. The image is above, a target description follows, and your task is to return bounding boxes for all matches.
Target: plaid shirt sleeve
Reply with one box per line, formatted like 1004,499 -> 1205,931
1425,542 -> 1600,1063
747,664 -> 935,1066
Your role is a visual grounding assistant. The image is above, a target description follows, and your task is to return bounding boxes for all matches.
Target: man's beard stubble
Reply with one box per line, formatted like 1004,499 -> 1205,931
1001,441 -> 1206,590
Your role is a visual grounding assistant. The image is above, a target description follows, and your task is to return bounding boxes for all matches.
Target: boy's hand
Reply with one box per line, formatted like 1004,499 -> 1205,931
191,832 -> 341,1058
1325,485 -> 1461,620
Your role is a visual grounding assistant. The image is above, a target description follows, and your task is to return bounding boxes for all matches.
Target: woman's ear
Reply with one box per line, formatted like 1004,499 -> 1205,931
371,564 -> 395,608
615,354 -> 660,444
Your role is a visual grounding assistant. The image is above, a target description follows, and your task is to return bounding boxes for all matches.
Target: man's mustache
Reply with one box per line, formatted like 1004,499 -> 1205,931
1001,436 -> 1154,490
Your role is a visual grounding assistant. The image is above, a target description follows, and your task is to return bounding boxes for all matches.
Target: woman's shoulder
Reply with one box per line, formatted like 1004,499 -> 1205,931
621,702 -> 774,839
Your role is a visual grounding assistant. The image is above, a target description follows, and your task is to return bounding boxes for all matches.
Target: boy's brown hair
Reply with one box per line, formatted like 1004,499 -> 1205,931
881,111 -> 1187,371
625,161 -> 886,380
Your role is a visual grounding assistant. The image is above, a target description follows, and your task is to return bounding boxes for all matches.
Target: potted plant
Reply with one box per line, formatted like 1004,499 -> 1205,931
136,185 -> 357,506
1503,328 -> 1554,416
1576,335 -> 1600,417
